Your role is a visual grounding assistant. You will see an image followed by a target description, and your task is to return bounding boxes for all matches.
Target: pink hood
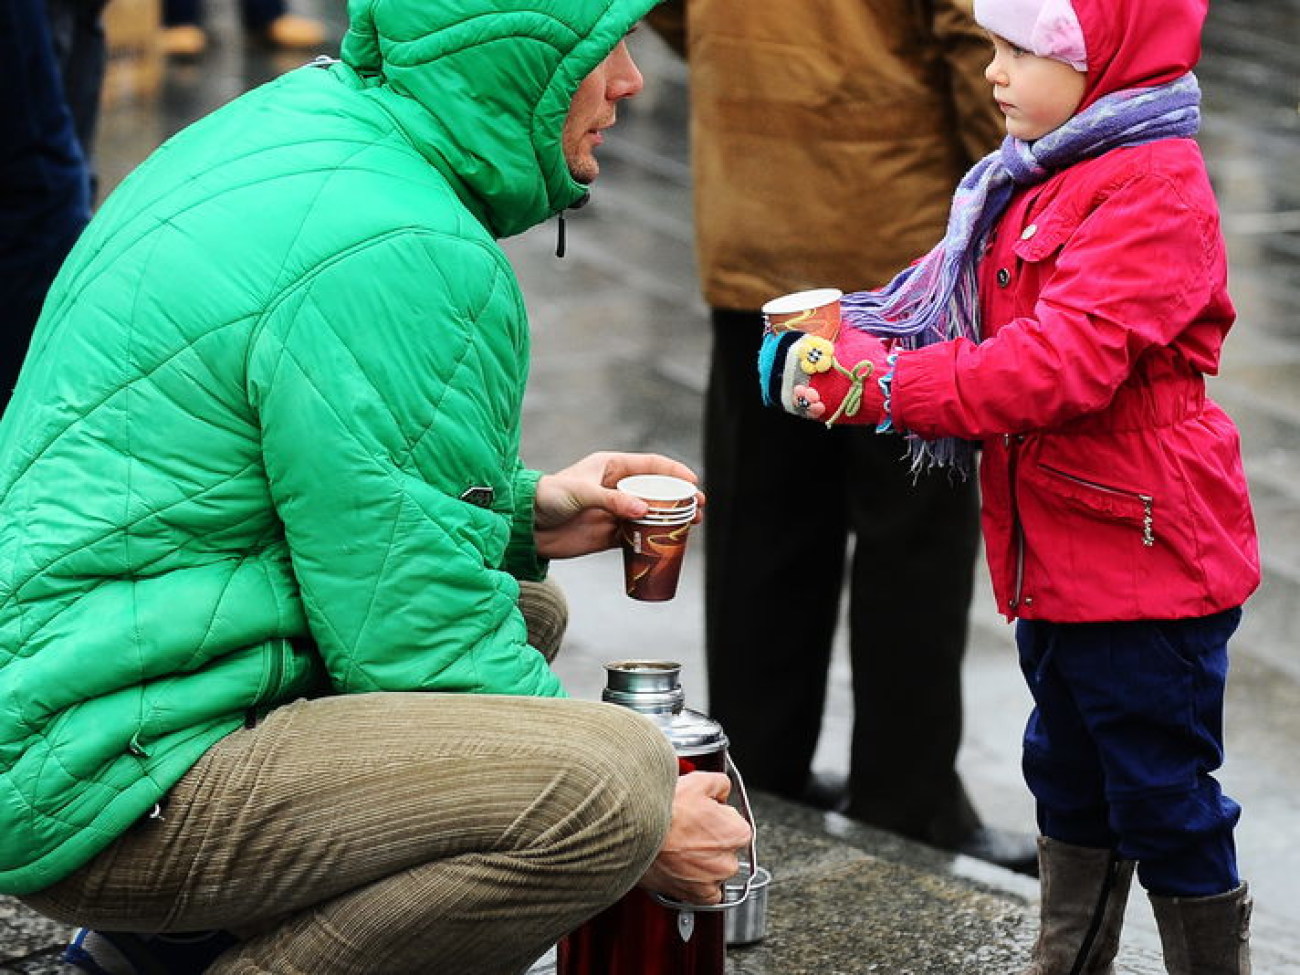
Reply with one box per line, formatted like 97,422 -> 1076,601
1074,0 -> 1206,109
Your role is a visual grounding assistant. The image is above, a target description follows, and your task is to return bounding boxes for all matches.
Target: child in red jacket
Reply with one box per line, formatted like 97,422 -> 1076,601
759,0 -> 1258,970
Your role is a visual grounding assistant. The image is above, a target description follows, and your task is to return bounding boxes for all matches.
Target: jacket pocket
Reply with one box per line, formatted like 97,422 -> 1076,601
1036,463 -> 1156,547
993,213 -> 1075,320
1011,214 -> 1074,264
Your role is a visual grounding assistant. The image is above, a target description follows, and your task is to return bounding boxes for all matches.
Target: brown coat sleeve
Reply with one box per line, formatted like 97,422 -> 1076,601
930,0 -> 1004,163
649,0 -> 1007,309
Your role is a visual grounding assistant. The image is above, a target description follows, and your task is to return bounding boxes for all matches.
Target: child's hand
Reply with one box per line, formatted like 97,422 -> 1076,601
759,326 -> 891,427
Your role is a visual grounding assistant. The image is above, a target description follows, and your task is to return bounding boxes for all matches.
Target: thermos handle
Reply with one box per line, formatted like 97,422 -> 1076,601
651,753 -> 761,912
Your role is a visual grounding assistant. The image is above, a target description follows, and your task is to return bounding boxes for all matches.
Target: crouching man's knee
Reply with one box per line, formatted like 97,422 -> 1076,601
583,704 -> 678,874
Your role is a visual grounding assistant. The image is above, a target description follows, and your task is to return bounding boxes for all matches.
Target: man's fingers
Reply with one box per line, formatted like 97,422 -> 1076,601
681,770 -> 732,801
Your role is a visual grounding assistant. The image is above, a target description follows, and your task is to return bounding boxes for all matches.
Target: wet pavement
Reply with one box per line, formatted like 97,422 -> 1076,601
3,0 -> 1298,971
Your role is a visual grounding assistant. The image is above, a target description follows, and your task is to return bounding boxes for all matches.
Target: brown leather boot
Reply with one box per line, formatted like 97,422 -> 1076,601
256,14 -> 327,51
160,24 -> 209,58
1021,837 -> 1135,975
1150,883 -> 1252,974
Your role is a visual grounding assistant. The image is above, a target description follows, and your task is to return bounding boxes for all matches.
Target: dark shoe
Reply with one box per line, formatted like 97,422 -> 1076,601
798,770 -> 850,813
64,928 -> 237,975
951,826 -> 1041,877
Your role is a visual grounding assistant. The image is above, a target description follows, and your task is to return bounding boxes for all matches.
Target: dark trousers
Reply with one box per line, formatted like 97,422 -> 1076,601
0,0 -> 95,410
1017,610 -> 1243,896
704,309 -> 982,846
45,0 -> 108,158
164,0 -> 286,31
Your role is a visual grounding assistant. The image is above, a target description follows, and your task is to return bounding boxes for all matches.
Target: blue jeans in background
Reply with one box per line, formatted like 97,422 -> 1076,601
0,0 -> 100,408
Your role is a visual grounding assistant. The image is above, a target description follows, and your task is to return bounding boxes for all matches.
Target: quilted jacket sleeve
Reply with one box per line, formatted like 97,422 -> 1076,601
246,230 -> 565,698
894,162 -> 1226,439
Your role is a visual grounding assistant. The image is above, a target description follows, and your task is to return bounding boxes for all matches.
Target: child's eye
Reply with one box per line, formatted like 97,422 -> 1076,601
1010,43 -> 1030,56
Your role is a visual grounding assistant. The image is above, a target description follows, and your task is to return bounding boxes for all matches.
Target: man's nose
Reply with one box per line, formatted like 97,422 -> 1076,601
609,42 -> 644,100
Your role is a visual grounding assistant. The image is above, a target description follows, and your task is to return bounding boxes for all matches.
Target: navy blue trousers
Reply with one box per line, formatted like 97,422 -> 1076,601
1017,610 -> 1243,896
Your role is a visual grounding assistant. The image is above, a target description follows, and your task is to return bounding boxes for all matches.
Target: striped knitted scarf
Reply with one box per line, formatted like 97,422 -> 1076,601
840,73 -> 1202,473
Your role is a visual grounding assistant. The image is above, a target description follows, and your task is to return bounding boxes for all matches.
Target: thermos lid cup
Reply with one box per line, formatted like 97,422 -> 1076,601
603,660 -> 686,712
724,866 -> 771,945
602,660 -> 728,754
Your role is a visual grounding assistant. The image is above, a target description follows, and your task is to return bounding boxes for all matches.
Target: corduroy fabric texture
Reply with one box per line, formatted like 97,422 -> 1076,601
517,578 -> 569,664
25,692 -> 677,975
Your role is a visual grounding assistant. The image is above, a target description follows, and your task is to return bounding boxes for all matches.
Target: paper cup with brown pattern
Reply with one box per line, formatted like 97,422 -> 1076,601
618,516 -> 694,602
761,288 -> 843,341
616,475 -> 698,601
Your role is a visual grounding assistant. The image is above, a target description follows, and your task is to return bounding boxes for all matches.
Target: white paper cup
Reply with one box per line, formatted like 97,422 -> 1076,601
761,288 -> 843,340
617,474 -> 698,510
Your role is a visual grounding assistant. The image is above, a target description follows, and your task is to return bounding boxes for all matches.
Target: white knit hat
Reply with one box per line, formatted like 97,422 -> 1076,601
973,0 -> 1088,71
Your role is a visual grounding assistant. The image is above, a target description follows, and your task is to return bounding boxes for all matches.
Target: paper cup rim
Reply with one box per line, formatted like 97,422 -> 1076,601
616,474 -> 697,503
630,514 -> 696,526
642,504 -> 696,520
761,288 -> 843,316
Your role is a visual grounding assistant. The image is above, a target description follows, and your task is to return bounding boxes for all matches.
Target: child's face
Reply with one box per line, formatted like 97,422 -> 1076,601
984,33 -> 1088,141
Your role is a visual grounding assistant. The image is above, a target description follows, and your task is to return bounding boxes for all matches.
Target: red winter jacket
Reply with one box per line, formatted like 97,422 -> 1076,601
893,138 -> 1259,621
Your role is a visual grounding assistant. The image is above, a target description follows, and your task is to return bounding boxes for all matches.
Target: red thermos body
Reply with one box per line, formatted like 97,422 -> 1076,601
556,660 -> 756,975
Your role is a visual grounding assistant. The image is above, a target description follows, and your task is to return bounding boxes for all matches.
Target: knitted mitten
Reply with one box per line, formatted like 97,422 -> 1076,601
759,326 -> 892,427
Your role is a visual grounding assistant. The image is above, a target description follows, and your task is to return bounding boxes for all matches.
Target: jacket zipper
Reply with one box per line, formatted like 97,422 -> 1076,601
555,191 -> 591,259
1006,435 -> 1026,611
1040,464 -> 1155,547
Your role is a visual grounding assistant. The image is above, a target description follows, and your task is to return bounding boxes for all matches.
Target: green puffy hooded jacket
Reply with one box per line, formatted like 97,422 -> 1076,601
0,0 -> 656,896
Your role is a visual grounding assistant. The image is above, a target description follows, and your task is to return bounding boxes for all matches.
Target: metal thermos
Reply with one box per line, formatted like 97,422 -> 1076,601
556,660 -> 759,975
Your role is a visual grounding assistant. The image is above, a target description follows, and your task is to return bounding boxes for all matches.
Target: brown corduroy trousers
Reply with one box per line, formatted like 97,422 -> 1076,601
25,581 -> 678,974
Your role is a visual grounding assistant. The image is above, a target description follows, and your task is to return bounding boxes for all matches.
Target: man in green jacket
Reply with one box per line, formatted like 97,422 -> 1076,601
0,0 -> 751,971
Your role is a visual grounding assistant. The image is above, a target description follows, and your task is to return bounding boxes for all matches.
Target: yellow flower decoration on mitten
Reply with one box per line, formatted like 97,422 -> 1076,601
795,336 -> 835,375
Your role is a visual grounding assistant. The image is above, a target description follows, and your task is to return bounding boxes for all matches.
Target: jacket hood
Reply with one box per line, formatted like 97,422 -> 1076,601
1073,0 -> 1205,110
340,0 -> 658,238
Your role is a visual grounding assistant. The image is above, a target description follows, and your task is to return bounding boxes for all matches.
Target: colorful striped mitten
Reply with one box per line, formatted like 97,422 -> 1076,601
759,326 -> 892,428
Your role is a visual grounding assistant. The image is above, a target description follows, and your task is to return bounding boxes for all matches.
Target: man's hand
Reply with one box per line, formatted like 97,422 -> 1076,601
638,771 -> 753,905
534,451 -> 702,560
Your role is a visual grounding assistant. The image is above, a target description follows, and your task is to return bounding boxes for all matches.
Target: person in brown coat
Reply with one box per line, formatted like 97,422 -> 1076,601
646,0 -> 1037,872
